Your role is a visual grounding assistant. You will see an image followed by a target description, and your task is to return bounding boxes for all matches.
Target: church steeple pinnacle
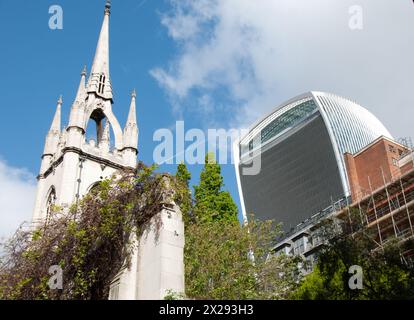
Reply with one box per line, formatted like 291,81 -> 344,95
50,96 -> 62,133
87,0 -> 112,100
105,0 -> 111,14
68,67 -> 88,133
42,96 -> 62,159
81,65 -> 87,77
126,89 -> 137,130
100,120 -> 111,153
123,89 -> 139,153
75,66 -> 87,102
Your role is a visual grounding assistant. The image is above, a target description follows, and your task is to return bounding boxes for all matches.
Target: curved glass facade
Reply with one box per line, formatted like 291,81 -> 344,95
239,116 -> 344,231
236,91 -> 392,232
260,100 -> 318,146
315,92 -> 392,157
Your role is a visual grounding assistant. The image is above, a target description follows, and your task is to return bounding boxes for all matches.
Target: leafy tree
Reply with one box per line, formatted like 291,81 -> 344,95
176,162 -> 191,187
0,163 -> 186,300
193,153 -> 238,223
0,155 -> 303,301
185,154 -> 301,299
291,214 -> 414,300
185,217 -> 302,300
175,162 -> 193,224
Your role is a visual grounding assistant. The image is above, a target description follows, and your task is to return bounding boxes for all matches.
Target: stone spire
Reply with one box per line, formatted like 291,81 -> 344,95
123,89 -> 139,151
43,96 -> 62,157
50,96 -> 62,133
68,67 -> 87,131
100,120 -> 111,152
87,0 -> 112,100
75,66 -> 87,102
126,89 -> 137,126
58,126 -> 68,150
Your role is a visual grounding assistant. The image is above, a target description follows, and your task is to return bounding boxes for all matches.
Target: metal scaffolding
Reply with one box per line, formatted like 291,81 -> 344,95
338,150 -> 414,263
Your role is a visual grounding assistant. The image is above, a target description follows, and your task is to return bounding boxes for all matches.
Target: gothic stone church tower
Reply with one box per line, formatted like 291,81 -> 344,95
32,1 -> 185,300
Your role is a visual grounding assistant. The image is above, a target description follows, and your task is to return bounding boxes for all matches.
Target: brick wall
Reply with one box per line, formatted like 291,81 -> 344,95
344,137 -> 409,202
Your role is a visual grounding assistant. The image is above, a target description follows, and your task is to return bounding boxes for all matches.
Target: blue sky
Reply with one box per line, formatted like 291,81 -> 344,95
0,0 -> 177,170
0,0 -> 243,238
1,0 -> 414,240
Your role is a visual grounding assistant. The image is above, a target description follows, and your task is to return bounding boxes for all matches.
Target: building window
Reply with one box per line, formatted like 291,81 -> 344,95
98,74 -> 106,94
392,158 -> 398,166
306,255 -> 315,270
248,140 -> 254,151
293,237 -> 306,255
260,100 -> 318,146
46,188 -> 57,224
389,145 -> 396,153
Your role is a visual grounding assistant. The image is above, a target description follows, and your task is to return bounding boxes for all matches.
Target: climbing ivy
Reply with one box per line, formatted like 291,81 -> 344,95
0,162 -> 186,300
175,162 -> 193,224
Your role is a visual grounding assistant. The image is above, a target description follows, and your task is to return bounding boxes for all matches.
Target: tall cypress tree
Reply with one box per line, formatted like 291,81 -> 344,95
193,153 -> 238,223
176,162 -> 191,187
176,162 -> 193,224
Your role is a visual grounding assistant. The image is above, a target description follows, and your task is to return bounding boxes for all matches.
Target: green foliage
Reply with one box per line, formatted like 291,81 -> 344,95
0,155 -> 302,301
175,162 -> 193,225
163,289 -> 186,300
184,217 -> 302,300
292,218 -> 414,300
0,162 -> 180,300
184,155 -> 301,300
193,153 -> 238,223
176,162 -> 191,187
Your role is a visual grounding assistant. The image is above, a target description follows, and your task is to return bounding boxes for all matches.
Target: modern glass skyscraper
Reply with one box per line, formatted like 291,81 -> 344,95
234,91 -> 392,231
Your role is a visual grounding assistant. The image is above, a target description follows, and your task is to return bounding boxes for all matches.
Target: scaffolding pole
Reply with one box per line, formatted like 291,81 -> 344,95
368,176 -> 383,246
358,201 -> 366,226
345,196 -> 354,236
411,148 -> 414,168
381,167 -> 399,238
399,177 -> 414,237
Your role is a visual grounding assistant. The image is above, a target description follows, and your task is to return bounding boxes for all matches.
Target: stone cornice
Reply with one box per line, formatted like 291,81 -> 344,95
38,147 -> 134,180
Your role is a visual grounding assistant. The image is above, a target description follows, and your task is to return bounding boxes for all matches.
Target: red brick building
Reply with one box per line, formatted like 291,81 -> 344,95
344,136 -> 410,202
339,136 -> 414,263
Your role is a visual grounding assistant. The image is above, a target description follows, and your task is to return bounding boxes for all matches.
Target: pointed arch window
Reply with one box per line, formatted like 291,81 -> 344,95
88,182 -> 102,194
46,187 -> 57,224
98,74 -> 106,95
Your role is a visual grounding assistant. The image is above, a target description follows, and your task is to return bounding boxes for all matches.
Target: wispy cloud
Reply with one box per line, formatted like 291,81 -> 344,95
0,158 -> 36,243
151,0 -> 414,138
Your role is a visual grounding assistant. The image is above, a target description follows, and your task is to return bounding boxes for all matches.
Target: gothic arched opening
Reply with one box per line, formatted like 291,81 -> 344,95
88,181 -> 102,194
85,109 -> 115,151
45,187 -> 57,224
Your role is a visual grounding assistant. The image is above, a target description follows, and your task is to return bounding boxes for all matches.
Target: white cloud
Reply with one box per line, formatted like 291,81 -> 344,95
152,0 -> 414,139
0,159 -> 36,243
